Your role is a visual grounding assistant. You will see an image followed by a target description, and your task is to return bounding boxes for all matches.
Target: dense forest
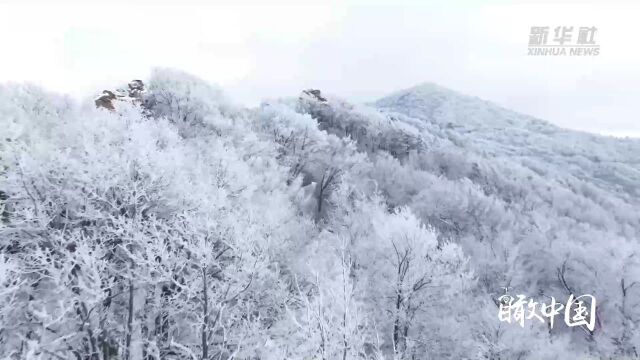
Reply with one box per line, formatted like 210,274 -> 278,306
1,68 -> 638,359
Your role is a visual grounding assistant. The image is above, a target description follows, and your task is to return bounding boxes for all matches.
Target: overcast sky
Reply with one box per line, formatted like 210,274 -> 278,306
0,0 -> 638,137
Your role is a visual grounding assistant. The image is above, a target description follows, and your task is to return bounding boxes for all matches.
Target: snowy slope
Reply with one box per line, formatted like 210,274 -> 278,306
295,83 -> 640,356
2,71 -> 639,359
375,83 -> 640,200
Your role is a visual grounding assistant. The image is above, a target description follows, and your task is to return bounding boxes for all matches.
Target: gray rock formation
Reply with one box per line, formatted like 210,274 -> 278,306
95,80 -> 147,111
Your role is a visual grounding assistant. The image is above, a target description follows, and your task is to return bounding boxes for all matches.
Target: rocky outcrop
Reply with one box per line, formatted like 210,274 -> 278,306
94,90 -> 117,111
301,89 -> 327,102
126,80 -> 145,104
95,80 -> 148,111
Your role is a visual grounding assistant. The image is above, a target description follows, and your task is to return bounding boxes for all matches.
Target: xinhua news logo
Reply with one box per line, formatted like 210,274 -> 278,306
528,26 -> 600,56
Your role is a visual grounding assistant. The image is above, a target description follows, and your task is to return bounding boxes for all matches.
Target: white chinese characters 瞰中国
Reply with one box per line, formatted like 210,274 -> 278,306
498,292 -> 596,331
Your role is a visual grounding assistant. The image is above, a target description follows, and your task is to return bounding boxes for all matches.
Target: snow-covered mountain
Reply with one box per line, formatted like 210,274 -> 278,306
1,69 -> 638,359
376,83 -> 640,199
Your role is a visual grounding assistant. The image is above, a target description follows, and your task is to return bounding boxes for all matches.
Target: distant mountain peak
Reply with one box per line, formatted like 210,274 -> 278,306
375,81 -> 545,131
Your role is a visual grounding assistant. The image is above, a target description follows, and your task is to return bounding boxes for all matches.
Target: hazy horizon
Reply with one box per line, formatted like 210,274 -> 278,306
1,0 -> 638,137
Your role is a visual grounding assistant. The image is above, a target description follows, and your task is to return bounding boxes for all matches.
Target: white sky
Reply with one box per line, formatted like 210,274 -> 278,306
0,0 -> 638,137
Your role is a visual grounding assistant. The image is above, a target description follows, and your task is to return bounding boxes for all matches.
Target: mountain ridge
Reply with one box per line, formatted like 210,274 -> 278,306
370,82 -> 640,199
2,69 -> 638,359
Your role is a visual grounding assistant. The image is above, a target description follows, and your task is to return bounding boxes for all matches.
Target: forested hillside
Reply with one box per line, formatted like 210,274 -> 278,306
1,68 -> 638,359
